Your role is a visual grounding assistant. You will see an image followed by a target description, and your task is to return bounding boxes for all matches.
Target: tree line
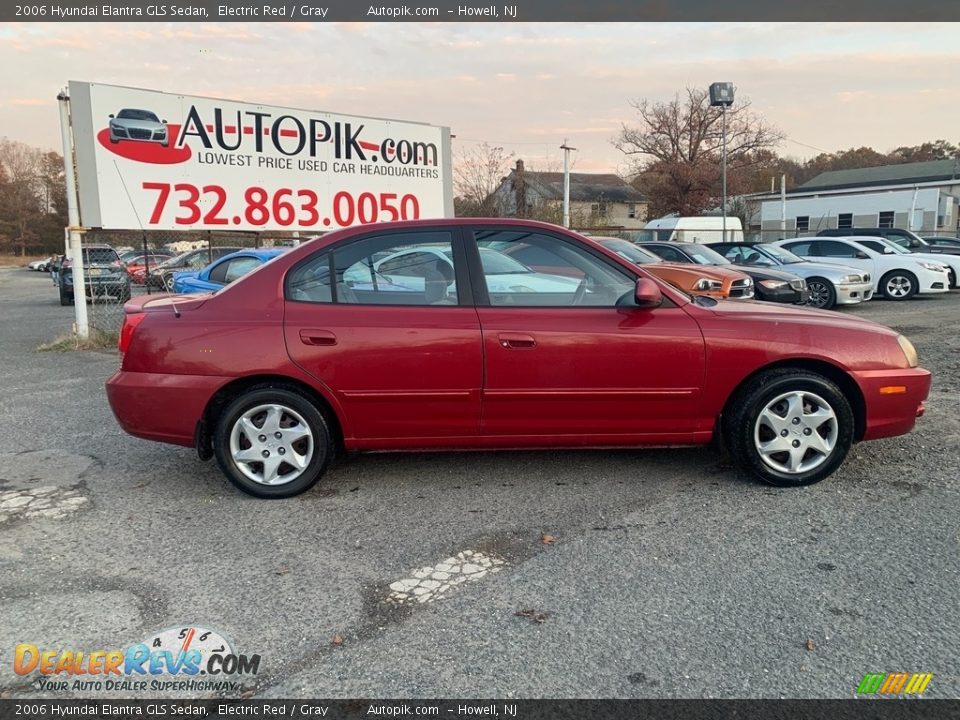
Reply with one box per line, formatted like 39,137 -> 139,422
0,138 -> 68,256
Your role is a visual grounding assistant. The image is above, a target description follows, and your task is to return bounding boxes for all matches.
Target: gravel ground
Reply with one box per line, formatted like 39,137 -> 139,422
0,266 -> 957,700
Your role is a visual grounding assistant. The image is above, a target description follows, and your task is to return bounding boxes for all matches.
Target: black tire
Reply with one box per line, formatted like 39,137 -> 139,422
879,270 -> 918,301
948,269 -> 956,289
213,385 -> 334,498
723,368 -> 854,488
805,277 -> 836,310
119,289 -> 132,304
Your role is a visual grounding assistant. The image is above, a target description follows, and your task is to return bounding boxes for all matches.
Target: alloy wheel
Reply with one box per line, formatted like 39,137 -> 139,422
753,390 -> 838,475
229,403 -> 315,486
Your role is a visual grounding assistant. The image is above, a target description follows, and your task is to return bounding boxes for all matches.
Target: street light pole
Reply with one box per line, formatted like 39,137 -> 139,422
721,104 -> 727,243
560,139 -> 577,228
709,82 -> 735,243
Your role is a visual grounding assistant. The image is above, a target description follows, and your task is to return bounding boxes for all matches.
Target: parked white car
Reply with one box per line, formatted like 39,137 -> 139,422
850,236 -> 960,290
774,237 -> 949,300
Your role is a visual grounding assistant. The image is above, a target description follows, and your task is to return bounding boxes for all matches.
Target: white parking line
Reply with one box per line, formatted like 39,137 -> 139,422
387,549 -> 506,604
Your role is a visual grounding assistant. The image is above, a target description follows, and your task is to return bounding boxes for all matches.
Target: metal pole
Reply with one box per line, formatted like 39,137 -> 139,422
721,105 -> 727,244
57,88 -> 88,339
560,139 -> 576,229
780,173 -> 787,238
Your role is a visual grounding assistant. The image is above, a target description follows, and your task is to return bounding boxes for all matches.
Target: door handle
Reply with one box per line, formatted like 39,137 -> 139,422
498,333 -> 536,349
299,329 -> 337,346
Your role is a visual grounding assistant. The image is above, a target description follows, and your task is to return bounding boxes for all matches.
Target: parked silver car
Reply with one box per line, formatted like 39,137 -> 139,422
108,108 -> 169,147
707,242 -> 873,309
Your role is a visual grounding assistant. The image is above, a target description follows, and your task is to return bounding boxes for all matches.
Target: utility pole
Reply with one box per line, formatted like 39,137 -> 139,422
560,139 -> 577,228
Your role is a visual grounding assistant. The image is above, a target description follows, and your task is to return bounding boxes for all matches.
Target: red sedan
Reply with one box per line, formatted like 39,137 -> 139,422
106,219 -> 930,498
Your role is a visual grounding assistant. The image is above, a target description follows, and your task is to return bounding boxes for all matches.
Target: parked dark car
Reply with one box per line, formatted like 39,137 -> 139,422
817,228 -> 960,256
638,241 -> 809,303
922,236 -> 960,251
106,219 -> 929,498
142,247 -> 243,289
59,245 -> 131,306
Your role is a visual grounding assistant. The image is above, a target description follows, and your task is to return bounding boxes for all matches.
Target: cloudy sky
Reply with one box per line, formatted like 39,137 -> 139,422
2,22 -> 958,172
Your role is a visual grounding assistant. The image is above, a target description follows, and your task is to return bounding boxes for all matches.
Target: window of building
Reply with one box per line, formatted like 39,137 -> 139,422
878,211 -> 895,228
795,216 -> 809,233
627,204 -> 637,219
837,213 -> 853,229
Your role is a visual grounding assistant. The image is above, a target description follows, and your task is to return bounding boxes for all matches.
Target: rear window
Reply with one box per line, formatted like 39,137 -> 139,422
83,247 -> 120,264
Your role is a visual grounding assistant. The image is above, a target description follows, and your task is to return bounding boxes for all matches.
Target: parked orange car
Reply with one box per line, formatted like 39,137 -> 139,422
590,237 -> 754,299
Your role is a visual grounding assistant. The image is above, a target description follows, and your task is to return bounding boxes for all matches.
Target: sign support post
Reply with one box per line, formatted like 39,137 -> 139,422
57,87 -> 89,339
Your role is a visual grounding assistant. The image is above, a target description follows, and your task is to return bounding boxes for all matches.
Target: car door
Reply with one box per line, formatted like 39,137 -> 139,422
284,228 -> 483,441
470,228 -> 706,440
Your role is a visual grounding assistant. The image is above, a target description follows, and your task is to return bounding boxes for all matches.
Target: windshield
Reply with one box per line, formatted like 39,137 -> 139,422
117,109 -> 160,122
684,245 -> 731,265
476,248 -> 534,274
157,252 -> 192,268
597,239 -> 661,264
83,247 -> 120,264
757,243 -> 804,264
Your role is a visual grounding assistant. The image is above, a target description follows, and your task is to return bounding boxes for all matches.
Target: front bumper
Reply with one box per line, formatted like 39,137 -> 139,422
834,281 -> 874,305
755,284 -> 808,304
852,367 -> 932,441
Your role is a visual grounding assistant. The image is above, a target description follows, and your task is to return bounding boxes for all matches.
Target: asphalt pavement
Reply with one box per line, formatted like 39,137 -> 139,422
1,266 -> 957,699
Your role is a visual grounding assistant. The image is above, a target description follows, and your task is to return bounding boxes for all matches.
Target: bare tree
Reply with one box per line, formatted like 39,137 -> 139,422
0,139 -> 66,255
453,142 -> 513,217
614,88 -> 783,217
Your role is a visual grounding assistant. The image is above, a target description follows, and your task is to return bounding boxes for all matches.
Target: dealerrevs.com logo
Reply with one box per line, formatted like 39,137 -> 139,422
14,626 -> 261,693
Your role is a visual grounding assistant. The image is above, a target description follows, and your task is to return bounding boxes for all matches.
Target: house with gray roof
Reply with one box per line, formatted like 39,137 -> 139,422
750,159 -> 960,237
491,160 -> 648,230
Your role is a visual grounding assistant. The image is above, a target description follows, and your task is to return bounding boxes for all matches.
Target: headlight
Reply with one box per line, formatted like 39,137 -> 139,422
897,334 -> 918,368
920,262 -> 947,272
694,278 -> 721,291
840,274 -> 862,284
759,279 -> 788,289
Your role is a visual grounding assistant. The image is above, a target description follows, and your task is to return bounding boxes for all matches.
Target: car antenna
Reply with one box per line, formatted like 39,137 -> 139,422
112,159 -> 180,317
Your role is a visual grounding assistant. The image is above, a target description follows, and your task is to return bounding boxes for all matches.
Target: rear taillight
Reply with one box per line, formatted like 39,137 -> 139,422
118,312 -> 147,357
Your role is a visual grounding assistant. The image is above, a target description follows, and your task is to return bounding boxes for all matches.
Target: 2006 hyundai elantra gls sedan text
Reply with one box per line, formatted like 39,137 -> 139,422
106,220 -> 931,498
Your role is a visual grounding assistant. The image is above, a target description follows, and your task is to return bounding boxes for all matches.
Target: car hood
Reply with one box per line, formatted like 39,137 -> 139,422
172,270 -> 201,281
776,261 -> 865,280
654,263 -> 746,281
695,296 -> 895,335
729,264 -> 801,282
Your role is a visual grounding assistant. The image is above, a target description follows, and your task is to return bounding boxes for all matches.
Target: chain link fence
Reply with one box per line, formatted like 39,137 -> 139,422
75,229 -> 296,335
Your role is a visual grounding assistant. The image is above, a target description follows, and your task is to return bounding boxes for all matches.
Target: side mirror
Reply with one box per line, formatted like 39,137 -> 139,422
883,247 -> 894,254
162,119 -> 168,124
634,277 -> 663,308
108,114 -> 115,119
855,251 -> 869,259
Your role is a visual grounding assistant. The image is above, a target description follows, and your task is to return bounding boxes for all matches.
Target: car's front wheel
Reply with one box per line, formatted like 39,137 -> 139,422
805,277 -> 836,310
213,386 -> 334,498
880,270 -> 917,300
723,368 -> 854,487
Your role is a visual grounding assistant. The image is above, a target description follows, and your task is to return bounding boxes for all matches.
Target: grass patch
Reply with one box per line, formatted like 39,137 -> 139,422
37,329 -> 119,352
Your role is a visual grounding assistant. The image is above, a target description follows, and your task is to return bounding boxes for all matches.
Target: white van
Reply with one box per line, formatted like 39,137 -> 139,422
637,215 -> 744,244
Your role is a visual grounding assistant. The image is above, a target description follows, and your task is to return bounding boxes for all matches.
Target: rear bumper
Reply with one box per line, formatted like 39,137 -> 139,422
106,371 -> 231,448
852,367 -> 932,441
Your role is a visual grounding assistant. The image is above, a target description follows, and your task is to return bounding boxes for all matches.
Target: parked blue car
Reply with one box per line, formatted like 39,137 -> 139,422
171,248 -> 288,294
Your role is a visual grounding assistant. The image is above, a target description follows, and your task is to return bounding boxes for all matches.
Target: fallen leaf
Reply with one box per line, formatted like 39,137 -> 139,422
805,639 -> 815,651
275,566 -> 290,576
541,533 -> 555,545
332,634 -> 344,646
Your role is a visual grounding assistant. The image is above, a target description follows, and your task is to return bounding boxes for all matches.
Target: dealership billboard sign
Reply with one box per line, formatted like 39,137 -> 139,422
68,81 -> 453,232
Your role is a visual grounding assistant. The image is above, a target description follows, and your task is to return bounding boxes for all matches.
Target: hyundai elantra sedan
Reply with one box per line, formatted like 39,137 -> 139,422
106,219 -> 930,498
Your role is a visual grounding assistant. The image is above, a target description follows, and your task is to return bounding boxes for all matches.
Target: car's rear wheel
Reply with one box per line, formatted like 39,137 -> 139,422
880,270 -> 917,300
213,386 -> 334,498
723,368 -> 854,487
805,278 -> 836,310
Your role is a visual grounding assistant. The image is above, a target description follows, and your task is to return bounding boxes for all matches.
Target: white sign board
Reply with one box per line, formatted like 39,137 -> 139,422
69,81 -> 453,232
